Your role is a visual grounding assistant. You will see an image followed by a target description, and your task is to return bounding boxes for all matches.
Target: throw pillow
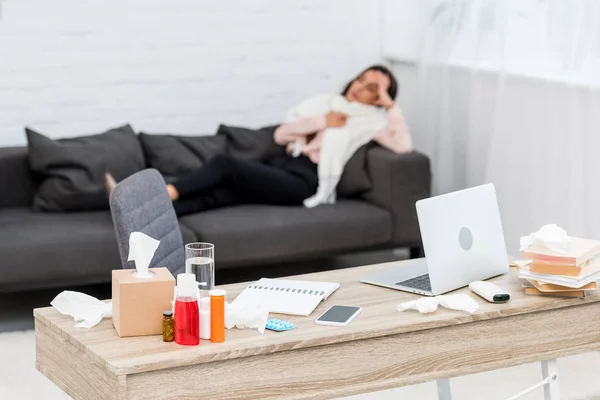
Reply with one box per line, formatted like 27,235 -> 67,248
138,133 -> 203,177
216,124 -> 286,162
138,133 -> 227,177
26,124 -> 145,212
179,135 -> 228,163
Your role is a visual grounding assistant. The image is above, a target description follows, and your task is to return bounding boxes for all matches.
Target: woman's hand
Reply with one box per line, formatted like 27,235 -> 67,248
325,111 -> 348,128
373,71 -> 394,109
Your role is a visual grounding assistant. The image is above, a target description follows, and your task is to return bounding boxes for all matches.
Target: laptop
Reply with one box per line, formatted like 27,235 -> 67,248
360,183 -> 509,296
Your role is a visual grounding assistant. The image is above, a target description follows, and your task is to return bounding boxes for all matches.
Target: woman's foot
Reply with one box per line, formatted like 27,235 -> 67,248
105,173 -> 117,195
166,184 -> 179,201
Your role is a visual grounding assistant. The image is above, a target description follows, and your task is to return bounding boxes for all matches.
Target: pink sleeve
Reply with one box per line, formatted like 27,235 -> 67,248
274,117 -> 326,145
372,104 -> 413,154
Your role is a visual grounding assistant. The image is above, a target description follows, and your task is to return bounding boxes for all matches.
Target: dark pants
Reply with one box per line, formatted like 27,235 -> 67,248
172,154 -> 318,216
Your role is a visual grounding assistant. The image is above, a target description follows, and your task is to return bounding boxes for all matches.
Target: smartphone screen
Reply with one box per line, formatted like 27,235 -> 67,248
317,305 -> 361,324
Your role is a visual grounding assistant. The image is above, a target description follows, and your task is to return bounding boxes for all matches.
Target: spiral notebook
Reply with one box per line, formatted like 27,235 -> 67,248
231,278 -> 340,316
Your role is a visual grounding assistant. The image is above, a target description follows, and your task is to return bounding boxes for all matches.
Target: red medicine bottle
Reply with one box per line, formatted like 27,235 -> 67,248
174,273 -> 199,346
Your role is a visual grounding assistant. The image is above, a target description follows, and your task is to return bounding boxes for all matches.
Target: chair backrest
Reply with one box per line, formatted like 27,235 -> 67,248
109,168 -> 185,275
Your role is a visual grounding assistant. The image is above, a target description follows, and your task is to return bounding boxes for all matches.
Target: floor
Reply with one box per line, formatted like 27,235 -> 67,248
1,249 -> 600,399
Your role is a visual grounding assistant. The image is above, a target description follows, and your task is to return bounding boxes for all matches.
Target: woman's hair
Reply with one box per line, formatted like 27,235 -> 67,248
342,64 -> 398,101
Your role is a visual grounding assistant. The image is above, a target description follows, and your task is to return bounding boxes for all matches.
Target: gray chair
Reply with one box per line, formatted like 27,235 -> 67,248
109,168 -> 185,275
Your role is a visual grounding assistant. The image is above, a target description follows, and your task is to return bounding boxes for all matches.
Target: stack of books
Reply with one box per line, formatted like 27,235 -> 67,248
517,237 -> 600,298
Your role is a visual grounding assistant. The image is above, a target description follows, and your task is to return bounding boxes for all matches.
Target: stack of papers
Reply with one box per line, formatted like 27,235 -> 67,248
516,236 -> 600,298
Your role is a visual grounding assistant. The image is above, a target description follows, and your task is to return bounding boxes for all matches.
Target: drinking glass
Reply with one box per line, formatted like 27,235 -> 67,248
185,243 -> 215,297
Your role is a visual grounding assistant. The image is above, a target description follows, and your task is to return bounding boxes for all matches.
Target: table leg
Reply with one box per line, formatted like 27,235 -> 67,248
541,359 -> 560,400
437,378 -> 452,400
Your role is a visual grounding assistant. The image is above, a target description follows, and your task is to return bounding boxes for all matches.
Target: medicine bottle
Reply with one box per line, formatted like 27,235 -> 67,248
162,310 -> 174,342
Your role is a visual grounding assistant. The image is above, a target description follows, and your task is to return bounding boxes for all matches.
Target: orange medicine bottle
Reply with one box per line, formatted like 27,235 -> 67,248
209,290 -> 226,343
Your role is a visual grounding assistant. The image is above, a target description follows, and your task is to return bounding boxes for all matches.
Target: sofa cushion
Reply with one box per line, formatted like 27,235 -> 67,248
0,209 -> 121,291
138,132 -> 227,177
179,200 -> 392,267
0,208 -> 197,292
26,124 -> 145,212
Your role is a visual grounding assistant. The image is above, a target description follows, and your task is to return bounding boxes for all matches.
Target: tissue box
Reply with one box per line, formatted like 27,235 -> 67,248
112,267 -> 175,337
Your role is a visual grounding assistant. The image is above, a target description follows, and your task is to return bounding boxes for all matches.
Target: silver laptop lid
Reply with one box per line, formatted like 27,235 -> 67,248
416,183 -> 509,295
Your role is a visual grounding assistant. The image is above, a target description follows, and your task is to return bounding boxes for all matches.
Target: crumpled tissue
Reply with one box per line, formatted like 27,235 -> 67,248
225,302 -> 269,334
397,294 -> 479,314
519,224 -> 572,254
128,231 -> 160,277
51,291 -> 112,328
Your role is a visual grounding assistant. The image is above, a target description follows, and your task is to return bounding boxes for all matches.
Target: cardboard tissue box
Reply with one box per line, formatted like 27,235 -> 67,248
112,232 -> 176,337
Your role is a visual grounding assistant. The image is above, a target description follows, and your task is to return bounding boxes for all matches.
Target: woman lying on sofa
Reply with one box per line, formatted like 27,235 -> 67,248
165,64 -> 413,216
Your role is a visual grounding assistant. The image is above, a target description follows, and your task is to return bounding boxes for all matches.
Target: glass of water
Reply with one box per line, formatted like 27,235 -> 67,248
185,243 -> 215,297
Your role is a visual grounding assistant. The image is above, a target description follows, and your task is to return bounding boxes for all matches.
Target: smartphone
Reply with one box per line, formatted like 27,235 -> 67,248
315,305 -> 362,326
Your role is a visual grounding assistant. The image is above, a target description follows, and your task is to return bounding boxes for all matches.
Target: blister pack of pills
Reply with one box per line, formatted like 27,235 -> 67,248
265,318 -> 295,332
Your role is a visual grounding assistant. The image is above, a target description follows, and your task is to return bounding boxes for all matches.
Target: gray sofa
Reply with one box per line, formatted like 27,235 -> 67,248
0,144 -> 431,293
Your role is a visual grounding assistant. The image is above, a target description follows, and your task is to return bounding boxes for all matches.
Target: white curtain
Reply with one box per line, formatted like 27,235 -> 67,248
408,0 -> 600,253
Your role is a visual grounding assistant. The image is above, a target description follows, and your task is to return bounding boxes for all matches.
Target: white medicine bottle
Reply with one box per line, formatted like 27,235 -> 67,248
199,297 -> 211,340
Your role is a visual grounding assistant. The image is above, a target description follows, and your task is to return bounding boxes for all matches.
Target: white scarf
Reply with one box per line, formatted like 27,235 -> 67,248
284,94 -> 387,207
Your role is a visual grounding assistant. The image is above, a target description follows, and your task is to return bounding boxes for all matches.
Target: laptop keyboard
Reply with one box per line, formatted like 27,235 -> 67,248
396,274 -> 432,292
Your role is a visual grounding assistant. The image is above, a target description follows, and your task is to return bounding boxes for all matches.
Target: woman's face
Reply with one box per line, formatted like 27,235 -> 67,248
346,69 -> 390,105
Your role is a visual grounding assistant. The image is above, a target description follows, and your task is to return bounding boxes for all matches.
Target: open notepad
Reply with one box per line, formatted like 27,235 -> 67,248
231,278 -> 340,316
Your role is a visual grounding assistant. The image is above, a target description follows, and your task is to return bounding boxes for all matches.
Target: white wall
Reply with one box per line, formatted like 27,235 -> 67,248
380,0 -> 426,61
0,0 -> 383,146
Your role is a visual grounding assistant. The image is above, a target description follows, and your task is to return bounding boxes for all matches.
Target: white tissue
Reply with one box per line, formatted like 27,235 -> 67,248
50,291 -> 112,328
225,302 -> 269,334
128,232 -> 160,277
397,294 -> 479,314
519,224 -> 572,254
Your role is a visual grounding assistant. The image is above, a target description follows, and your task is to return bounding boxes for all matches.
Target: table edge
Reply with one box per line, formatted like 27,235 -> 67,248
35,297 -> 599,376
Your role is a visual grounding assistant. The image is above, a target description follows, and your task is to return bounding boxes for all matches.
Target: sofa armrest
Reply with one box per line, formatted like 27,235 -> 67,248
361,148 -> 431,246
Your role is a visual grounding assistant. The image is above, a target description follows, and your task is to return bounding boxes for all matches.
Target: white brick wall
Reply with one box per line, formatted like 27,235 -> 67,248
0,0 -> 383,146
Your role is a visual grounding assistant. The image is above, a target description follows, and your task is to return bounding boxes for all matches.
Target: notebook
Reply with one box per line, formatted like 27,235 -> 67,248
231,278 -> 340,316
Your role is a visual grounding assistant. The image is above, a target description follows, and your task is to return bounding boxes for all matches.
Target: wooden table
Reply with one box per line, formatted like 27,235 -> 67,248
35,261 -> 600,400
